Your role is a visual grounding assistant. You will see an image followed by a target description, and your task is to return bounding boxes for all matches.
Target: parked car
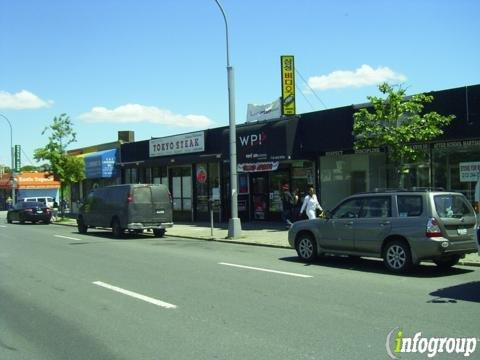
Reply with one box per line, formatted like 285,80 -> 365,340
22,196 -> 55,208
288,189 -> 478,273
7,201 -> 52,224
77,184 -> 173,238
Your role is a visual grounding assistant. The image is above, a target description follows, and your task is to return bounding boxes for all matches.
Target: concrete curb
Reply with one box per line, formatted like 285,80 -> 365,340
51,221 -> 480,267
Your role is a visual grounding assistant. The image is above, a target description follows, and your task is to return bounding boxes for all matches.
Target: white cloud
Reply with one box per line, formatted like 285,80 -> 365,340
0,90 -> 53,109
308,65 -> 407,90
78,103 -> 215,128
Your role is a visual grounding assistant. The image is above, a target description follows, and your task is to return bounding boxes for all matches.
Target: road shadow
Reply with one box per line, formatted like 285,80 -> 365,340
279,255 -> 474,278
428,281 -> 480,303
69,229 -> 156,241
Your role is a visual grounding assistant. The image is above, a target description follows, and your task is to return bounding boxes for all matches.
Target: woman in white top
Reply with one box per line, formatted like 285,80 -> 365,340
300,186 -> 323,220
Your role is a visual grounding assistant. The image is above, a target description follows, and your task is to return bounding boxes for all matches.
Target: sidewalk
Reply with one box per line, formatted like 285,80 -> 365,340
1,211 -> 479,267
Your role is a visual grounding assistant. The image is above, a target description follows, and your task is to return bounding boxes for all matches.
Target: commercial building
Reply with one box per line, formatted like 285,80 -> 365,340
67,131 -> 134,213
0,172 -> 60,210
115,84 -> 480,222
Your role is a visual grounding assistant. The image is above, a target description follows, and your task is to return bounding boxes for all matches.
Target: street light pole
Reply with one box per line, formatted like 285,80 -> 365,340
213,0 -> 241,238
0,113 -> 15,204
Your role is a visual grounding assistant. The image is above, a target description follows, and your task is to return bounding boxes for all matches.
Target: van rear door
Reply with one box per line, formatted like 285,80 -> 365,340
130,185 -> 172,225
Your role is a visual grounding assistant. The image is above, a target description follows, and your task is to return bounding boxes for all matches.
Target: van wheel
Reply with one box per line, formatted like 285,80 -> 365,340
77,217 -> 87,234
383,240 -> 412,273
153,229 -> 166,238
295,233 -> 317,262
433,255 -> 461,269
112,219 -> 123,238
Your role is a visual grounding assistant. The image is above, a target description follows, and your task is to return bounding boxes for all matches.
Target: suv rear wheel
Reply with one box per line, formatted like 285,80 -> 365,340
383,240 -> 412,273
433,255 -> 461,269
295,233 -> 317,262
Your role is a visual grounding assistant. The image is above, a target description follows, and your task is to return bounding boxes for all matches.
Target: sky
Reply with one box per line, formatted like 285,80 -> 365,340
0,0 -> 479,167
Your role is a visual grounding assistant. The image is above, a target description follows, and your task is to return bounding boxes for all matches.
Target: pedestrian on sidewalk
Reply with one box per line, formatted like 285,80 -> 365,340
281,184 -> 295,228
299,186 -> 323,220
292,187 -> 301,221
6,196 -> 13,210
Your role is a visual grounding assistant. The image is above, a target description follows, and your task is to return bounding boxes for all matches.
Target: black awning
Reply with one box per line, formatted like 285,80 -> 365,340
222,117 -> 299,162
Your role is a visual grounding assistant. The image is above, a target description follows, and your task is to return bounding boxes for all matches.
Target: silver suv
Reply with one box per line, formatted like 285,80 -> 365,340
288,189 -> 478,273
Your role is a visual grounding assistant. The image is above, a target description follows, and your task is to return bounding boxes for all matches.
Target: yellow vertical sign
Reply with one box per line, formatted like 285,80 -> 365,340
281,55 -> 295,116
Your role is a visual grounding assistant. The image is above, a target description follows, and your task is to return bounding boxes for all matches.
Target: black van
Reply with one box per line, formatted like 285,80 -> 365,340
77,184 -> 173,238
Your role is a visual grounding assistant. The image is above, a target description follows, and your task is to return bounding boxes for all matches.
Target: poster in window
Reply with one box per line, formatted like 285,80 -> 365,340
239,174 -> 249,194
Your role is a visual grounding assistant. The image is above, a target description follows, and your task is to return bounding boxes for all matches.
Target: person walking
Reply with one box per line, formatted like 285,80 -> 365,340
292,187 -> 301,221
281,184 -> 295,228
299,186 -> 323,220
6,196 -> 13,210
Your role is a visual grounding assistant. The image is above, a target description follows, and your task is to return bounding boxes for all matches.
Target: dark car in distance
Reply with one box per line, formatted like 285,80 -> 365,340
7,201 -> 53,224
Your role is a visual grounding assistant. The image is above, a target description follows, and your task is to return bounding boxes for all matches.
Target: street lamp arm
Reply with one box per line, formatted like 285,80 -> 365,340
0,113 -> 13,169
213,0 -> 231,67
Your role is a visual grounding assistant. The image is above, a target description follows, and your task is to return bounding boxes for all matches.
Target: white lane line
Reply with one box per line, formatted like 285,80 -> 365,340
0,225 -> 6,228
219,262 -> 313,278
54,235 -> 82,241
92,281 -> 177,309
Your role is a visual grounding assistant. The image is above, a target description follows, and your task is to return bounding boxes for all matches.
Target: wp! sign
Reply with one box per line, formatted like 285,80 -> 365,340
459,162 -> 480,182
150,131 -> 205,157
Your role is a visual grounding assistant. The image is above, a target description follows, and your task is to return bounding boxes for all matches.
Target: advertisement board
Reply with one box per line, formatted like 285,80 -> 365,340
281,55 -> 296,116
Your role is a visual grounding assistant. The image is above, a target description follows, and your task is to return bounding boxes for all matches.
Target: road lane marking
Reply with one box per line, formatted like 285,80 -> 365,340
219,262 -> 313,278
92,281 -> 177,309
0,225 -> 6,228
54,235 -> 82,241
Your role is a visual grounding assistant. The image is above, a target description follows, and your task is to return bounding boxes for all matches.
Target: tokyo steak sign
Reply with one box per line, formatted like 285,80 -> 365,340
150,131 -> 205,157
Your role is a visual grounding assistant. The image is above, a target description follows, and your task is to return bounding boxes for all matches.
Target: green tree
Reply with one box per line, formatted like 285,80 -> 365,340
34,114 -> 85,215
353,83 -> 455,186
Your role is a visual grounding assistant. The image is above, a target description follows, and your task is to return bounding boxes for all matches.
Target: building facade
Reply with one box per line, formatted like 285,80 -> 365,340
117,84 -> 480,222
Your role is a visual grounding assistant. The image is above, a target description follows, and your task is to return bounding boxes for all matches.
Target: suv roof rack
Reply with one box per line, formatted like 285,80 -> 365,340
364,187 -> 446,193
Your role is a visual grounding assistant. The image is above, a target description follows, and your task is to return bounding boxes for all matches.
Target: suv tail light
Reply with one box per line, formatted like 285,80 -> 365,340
127,193 -> 133,203
426,218 -> 442,237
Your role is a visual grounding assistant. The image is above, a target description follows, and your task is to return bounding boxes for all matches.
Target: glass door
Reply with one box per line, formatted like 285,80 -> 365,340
170,166 -> 192,221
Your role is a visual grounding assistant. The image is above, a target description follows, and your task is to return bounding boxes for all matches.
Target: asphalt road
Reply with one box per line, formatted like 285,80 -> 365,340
1,222 -> 479,360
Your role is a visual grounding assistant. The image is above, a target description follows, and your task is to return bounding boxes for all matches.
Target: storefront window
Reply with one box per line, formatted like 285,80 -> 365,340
269,169 -> 289,213
145,168 -> 152,184
433,145 -> 480,204
152,167 -> 168,185
320,153 -> 386,209
291,161 -> 314,201
196,163 -> 209,213
386,147 -> 430,189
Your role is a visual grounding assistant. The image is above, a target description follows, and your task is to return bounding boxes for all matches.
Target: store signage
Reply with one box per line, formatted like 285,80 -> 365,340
239,132 -> 267,147
459,162 -> 480,182
281,55 -> 296,116
237,162 -> 279,173
434,139 -> 480,149
14,145 -> 21,172
84,149 -> 117,179
246,98 -> 281,123
150,131 -> 205,157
